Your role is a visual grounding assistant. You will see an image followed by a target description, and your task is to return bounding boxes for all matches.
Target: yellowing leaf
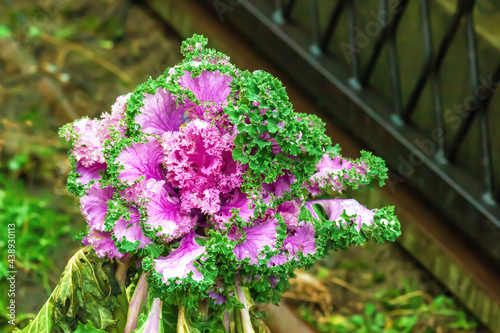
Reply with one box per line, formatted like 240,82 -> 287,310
18,247 -> 120,332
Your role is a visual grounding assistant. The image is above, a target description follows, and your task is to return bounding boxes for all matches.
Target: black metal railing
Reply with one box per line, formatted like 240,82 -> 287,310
212,0 -> 500,262
279,0 -> 499,201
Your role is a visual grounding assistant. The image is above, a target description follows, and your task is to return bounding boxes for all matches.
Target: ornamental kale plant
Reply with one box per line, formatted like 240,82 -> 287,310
20,35 -> 400,333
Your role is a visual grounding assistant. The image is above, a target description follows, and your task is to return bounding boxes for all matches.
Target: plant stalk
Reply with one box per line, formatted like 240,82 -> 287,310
234,305 -> 244,333
124,272 -> 148,333
115,259 -> 131,290
223,310 -> 231,332
177,305 -> 190,333
200,298 -> 209,322
112,259 -> 131,333
234,280 -> 255,333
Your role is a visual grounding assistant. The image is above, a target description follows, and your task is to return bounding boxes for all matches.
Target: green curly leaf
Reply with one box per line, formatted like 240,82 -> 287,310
310,204 -> 401,256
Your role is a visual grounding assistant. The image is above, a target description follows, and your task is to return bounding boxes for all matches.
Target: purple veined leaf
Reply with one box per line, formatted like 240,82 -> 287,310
80,182 -> 114,232
120,179 -> 177,204
305,198 -> 376,232
207,281 -> 227,306
277,200 -> 301,229
63,93 -> 131,170
113,208 -> 152,248
267,223 -> 316,268
87,228 -> 125,260
136,87 -> 195,135
75,161 -> 106,185
154,231 -> 206,284
231,217 -> 278,265
116,139 -> 165,184
178,70 -> 232,106
144,182 -> 196,241
213,189 -> 254,229
262,170 -> 296,200
208,291 -> 227,305
282,223 -> 316,257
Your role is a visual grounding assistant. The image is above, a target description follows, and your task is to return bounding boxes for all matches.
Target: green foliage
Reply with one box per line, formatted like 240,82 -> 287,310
17,247 -> 121,332
303,149 -> 390,198
302,203 -> 401,257
162,303 -> 179,332
0,25 -> 10,38
0,122 -> 86,331
15,299 -> 55,333
226,69 -> 332,207
73,320 -> 107,332
301,284 -> 477,333
0,174 -> 80,289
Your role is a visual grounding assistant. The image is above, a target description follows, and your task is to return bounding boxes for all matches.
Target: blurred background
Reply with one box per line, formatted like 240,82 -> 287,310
1,0 -> 499,332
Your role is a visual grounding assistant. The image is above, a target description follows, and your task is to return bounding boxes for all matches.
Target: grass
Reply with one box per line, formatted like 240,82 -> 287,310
297,268 -> 479,332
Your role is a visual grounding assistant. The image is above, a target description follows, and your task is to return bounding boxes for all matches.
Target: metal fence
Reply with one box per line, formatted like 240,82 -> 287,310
217,0 -> 500,263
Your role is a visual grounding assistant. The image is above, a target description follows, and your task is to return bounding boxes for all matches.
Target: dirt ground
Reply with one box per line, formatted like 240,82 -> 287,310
0,1 -> 487,332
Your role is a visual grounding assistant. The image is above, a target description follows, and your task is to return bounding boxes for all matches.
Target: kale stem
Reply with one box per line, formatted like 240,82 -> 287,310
228,308 -> 237,333
124,272 -> 148,333
115,259 -> 131,291
234,304 -> 244,333
177,305 -> 188,332
234,280 -> 255,333
223,309 -> 231,332
200,298 -> 209,322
